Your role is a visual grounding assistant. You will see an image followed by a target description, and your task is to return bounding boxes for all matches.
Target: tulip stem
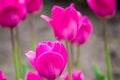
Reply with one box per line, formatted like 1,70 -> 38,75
65,41 -> 72,80
16,27 -> 23,78
70,44 -> 74,68
28,15 -> 36,51
76,45 -> 81,69
10,28 -> 19,80
103,19 -> 112,80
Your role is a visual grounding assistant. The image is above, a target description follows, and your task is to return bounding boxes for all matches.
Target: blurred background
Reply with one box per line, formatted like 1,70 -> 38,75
0,0 -> 120,80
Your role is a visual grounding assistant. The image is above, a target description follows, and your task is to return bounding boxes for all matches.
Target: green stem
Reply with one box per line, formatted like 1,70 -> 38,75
28,15 -> 36,51
103,19 -> 112,80
65,41 -> 72,80
76,45 -> 81,69
16,27 -> 23,78
10,28 -> 19,80
70,44 -> 74,68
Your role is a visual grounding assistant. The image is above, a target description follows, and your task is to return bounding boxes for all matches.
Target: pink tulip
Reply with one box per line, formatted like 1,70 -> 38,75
0,70 -> 7,80
87,0 -> 117,18
72,16 -> 92,45
26,41 -> 68,80
63,70 -> 84,80
0,0 -> 27,28
41,3 -> 82,42
26,71 -> 42,80
25,0 -> 43,13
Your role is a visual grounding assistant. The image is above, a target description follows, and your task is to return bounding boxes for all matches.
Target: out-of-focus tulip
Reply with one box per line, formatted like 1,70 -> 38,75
41,3 -> 82,42
87,0 -> 117,18
72,16 -> 92,45
0,0 -> 27,28
26,71 -> 42,80
63,70 -> 84,80
25,0 -> 43,13
26,41 -> 68,80
0,70 -> 7,80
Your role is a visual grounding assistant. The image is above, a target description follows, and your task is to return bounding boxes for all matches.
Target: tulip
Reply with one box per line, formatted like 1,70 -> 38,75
0,70 -> 7,80
87,0 -> 117,18
63,70 -> 84,80
41,3 -> 82,42
26,71 -> 42,80
26,41 -> 68,80
72,16 -> 92,45
0,0 -> 27,28
25,0 -> 43,13
87,1 -> 116,80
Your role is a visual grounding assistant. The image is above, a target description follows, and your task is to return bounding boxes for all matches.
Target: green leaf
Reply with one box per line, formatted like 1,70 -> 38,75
22,62 -> 28,80
92,63 -> 107,80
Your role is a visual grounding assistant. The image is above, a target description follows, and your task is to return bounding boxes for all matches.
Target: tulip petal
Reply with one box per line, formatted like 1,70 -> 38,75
75,16 -> 92,44
49,20 -> 63,40
15,1 -> 27,20
51,41 -> 60,52
59,4 -> 79,40
52,5 -> 64,22
36,43 -> 51,58
26,51 -> 36,68
46,41 -> 55,48
26,71 -> 42,80
36,52 -> 65,79
64,70 -> 84,80
0,10 -> 20,28
0,0 -> 14,12
0,0 -> 26,28
26,0 -> 43,13
41,15 -> 59,39
40,15 -> 52,23
41,3 -> 82,41
52,41 -> 68,65
0,70 -> 7,80
87,0 -> 116,18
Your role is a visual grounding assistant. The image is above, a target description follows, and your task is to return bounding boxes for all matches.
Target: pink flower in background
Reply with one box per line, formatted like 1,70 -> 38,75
63,70 -> 84,80
26,41 -> 68,80
41,3 -> 82,42
25,0 -> 43,13
26,71 -> 42,80
0,0 -> 27,28
87,0 -> 117,18
0,70 -> 7,80
72,16 -> 92,45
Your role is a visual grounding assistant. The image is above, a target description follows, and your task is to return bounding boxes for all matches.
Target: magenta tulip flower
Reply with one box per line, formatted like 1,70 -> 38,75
26,41 -> 68,80
0,0 -> 27,28
63,70 -> 84,80
41,3 -> 82,42
87,0 -> 117,18
0,70 -> 7,80
25,0 -> 43,13
26,71 -> 42,80
72,16 -> 92,45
